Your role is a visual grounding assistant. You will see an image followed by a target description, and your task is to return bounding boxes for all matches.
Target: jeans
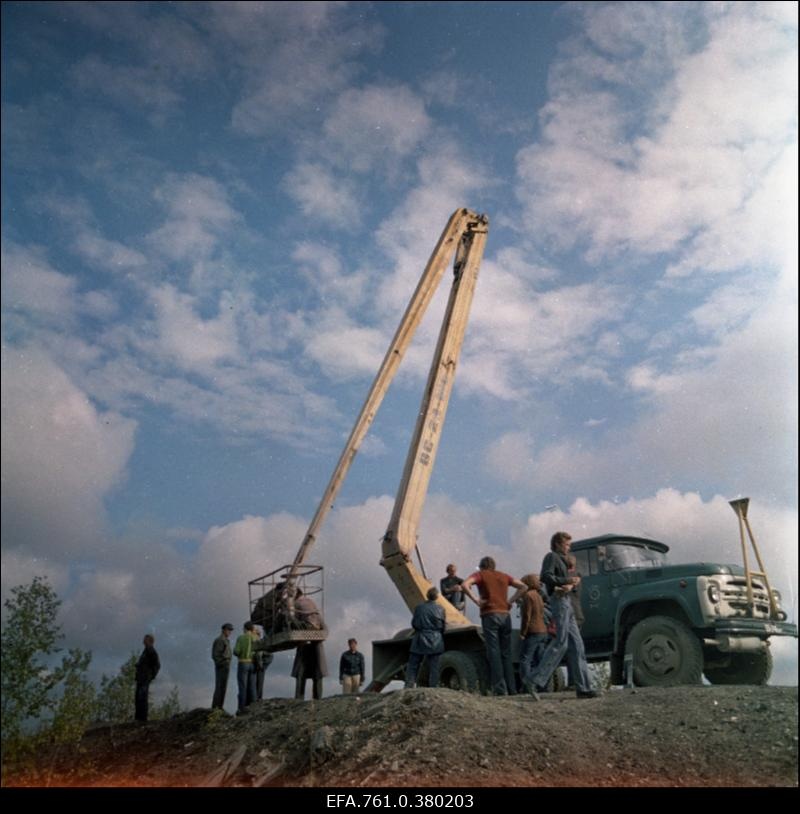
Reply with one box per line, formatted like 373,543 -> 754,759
481,612 -> 516,695
404,651 -> 442,688
528,595 -> 592,693
236,661 -> 256,711
519,633 -> 548,688
212,663 -> 230,709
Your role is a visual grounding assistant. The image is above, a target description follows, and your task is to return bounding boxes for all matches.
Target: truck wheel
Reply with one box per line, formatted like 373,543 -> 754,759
438,651 -> 484,692
704,649 -> 772,685
625,615 -> 703,686
545,667 -> 566,692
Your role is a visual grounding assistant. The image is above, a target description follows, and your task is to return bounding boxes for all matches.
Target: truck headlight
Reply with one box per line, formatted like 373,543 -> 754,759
707,584 -> 721,603
771,589 -> 782,605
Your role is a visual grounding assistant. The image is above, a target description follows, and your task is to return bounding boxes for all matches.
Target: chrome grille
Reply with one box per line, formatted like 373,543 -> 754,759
719,577 -> 770,617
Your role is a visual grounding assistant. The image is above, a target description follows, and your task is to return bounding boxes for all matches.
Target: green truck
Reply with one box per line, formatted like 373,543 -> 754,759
571,534 -> 797,686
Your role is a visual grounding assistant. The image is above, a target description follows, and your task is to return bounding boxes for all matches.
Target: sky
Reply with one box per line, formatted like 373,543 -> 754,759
1,1 -> 797,712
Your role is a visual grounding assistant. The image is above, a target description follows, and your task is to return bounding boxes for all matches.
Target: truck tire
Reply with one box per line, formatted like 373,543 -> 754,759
437,651 -> 484,692
544,666 -> 566,693
704,649 -> 772,685
625,615 -> 703,686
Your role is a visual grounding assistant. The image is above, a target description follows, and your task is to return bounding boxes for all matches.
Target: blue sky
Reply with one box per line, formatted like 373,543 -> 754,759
2,1 -> 797,709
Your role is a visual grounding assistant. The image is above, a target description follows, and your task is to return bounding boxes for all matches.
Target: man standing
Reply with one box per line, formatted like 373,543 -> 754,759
525,532 -> 599,700
565,554 -> 585,690
233,621 -> 257,714
135,633 -> 160,721
291,592 -> 328,700
462,557 -> 526,695
252,626 -> 273,701
404,587 -> 446,688
339,638 -> 365,694
440,564 -> 466,613
211,623 -> 234,709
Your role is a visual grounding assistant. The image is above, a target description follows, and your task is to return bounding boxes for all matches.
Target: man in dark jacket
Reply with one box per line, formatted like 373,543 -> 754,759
135,633 -> 160,721
525,531 -> 599,700
339,638 -> 365,694
290,593 -> 328,700
211,623 -> 234,709
404,587 -> 446,688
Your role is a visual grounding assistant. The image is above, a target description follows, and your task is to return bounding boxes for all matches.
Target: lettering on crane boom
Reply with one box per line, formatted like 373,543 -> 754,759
419,375 -> 450,465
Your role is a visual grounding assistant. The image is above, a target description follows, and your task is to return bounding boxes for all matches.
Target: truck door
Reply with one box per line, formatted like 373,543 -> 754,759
576,546 -> 614,653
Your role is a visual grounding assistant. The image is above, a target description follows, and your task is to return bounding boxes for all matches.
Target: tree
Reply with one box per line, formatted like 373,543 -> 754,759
1,576 -> 94,763
49,650 -> 96,744
152,685 -> 183,720
95,654 -> 137,724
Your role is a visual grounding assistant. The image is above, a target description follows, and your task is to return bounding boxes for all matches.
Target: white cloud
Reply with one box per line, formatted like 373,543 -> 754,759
463,265 -> 627,398
150,285 -> 239,370
627,293 -> 797,496
666,143 -> 798,279
1,346 -> 137,558
57,320 -> 339,449
191,514 -> 307,622
67,1 -> 214,79
80,290 -> 119,320
218,3 -> 384,137
148,173 -> 241,266
291,242 -> 368,307
491,281 -> 797,505
61,569 -> 140,646
485,432 -> 536,485
62,3 -> 215,124
1,243 -> 77,324
0,551 -> 70,609
282,143 -> 497,393
305,324 -> 388,381
284,165 -> 362,228
71,56 -> 182,121
24,192 -> 148,276
372,144 -> 491,320
515,3 -> 797,264
73,231 -> 148,273
323,84 -> 432,173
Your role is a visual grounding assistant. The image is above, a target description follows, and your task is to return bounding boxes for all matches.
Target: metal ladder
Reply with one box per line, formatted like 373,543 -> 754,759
729,498 -> 784,620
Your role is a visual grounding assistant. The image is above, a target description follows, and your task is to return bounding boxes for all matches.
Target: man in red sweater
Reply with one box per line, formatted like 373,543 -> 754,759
462,556 -> 526,695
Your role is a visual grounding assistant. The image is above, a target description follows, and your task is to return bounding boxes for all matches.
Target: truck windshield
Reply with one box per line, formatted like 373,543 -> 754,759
599,544 -> 666,571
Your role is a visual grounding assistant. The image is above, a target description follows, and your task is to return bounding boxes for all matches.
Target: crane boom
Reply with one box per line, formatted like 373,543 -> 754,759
256,208 -> 488,642
288,209 -> 487,575
380,214 -> 487,626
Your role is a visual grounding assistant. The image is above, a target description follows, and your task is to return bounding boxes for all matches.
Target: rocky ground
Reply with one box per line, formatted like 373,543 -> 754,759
6,685 -> 798,788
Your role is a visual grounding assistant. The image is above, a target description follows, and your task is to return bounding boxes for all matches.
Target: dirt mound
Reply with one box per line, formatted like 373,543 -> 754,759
7,685 -> 798,787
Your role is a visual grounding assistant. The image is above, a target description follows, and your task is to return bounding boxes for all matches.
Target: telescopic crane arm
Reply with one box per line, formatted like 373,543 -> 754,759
283,208 -> 489,627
